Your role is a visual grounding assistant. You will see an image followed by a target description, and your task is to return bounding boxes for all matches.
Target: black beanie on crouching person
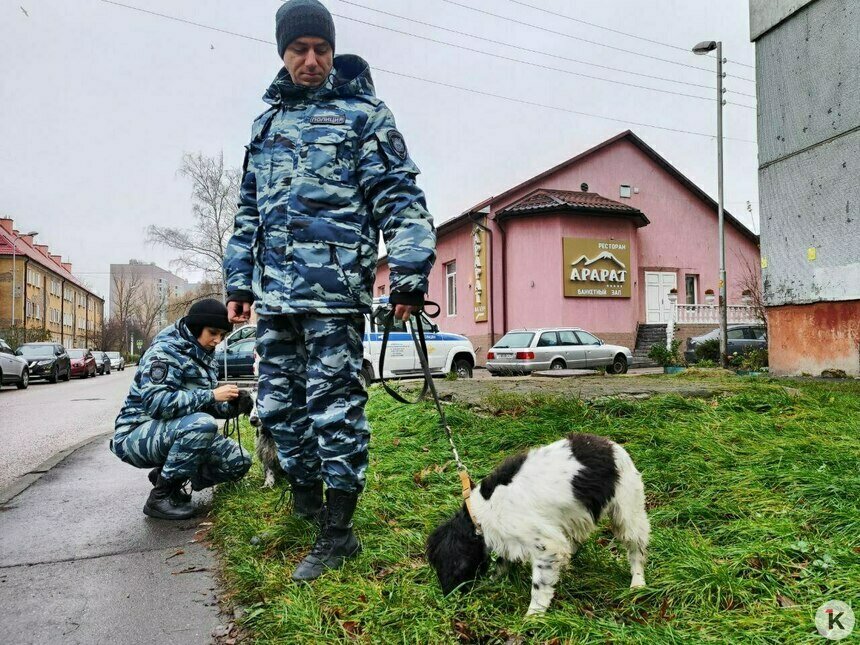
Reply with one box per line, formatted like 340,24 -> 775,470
184,299 -> 231,338
276,0 -> 336,58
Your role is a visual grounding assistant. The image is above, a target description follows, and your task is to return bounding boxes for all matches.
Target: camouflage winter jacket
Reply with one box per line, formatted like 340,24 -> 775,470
224,55 -> 436,315
114,321 -> 235,430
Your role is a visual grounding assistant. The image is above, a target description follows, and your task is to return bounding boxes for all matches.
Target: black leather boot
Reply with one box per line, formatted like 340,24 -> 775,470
292,489 -> 361,581
143,474 -> 196,520
148,467 -> 191,503
292,480 -> 326,527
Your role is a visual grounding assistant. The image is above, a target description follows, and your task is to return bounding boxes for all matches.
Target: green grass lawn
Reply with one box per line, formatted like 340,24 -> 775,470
210,376 -> 860,644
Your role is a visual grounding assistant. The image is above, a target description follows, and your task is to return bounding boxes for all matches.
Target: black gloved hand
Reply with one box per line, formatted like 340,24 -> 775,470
230,389 -> 255,416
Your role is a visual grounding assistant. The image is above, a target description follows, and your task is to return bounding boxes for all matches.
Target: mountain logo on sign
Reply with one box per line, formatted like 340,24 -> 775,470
569,251 -> 627,283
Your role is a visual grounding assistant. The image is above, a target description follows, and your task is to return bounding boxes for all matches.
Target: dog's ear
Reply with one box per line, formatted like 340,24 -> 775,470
426,506 -> 487,595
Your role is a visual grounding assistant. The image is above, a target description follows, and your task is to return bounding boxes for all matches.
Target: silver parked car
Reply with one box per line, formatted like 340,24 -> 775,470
487,328 -> 633,376
0,338 -> 30,389
106,351 -> 125,371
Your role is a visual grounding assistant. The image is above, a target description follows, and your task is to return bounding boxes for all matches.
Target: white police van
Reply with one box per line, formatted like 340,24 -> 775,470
359,297 -> 476,388
244,297 -> 476,388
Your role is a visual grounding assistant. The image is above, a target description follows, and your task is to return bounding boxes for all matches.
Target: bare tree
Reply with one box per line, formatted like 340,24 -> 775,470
166,281 -> 224,322
101,318 -> 125,352
136,283 -> 170,342
147,152 -> 240,297
111,268 -> 143,327
736,251 -> 767,326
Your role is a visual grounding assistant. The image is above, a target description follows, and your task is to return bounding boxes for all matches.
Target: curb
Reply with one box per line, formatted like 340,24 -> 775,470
0,431 -> 112,506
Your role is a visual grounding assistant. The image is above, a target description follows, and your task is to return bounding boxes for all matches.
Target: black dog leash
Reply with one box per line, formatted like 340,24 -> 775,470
378,302 -> 483,534
223,406 -> 245,460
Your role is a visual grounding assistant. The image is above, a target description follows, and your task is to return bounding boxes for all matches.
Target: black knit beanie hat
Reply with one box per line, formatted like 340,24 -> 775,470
276,0 -> 336,58
184,299 -> 231,338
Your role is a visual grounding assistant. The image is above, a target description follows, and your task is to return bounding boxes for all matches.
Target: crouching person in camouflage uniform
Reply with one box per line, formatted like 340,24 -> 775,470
223,0 -> 435,580
111,300 -> 254,520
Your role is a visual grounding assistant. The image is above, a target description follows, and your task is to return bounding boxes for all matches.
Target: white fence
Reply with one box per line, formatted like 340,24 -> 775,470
666,304 -> 760,345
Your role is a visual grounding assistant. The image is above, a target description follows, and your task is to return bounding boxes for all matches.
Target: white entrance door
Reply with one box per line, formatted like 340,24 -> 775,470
645,272 -> 677,323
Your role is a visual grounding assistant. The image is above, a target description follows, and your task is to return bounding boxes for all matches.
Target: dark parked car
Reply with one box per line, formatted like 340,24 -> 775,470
94,351 -> 112,375
16,342 -> 72,383
0,338 -> 30,389
684,325 -> 767,363
68,348 -> 98,379
214,338 -> 256,379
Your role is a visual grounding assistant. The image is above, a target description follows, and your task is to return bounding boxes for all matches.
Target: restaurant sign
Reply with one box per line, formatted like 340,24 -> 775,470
562,237 -> 631,298
472,225 -> 488,322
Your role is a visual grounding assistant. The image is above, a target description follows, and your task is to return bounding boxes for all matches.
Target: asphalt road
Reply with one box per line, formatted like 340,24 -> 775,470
0,368 -> 134,490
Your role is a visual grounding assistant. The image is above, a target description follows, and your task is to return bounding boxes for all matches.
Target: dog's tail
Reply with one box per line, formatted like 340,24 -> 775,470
606,445 -> 650,575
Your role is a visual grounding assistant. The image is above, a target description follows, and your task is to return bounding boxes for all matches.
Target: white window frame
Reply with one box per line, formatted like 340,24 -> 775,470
685,274 -> 699,305
445,261 -> 457,317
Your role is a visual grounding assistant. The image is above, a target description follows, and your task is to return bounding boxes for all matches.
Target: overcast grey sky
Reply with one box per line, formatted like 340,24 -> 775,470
1,0 -> 759,303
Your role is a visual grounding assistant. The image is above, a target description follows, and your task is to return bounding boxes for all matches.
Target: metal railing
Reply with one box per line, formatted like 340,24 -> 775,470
667,304 -> 759,344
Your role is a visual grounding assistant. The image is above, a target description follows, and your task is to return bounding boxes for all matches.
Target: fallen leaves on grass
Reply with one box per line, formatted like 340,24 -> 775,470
413,462 -> 450,488
777,594 -> 799,608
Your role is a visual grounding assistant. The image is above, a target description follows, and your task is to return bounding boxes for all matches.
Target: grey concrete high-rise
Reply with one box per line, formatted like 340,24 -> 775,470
750,0 -> 860,375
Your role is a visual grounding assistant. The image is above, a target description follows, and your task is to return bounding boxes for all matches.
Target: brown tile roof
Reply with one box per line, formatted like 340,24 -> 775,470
500,189 -> 642,214
497,188 -> 649,227
0,229 -> 101,298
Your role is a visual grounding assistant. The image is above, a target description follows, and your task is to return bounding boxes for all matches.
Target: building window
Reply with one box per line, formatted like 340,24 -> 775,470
685,274 -> 699,305
620,184 -> 632,199
445,261 -> 457,316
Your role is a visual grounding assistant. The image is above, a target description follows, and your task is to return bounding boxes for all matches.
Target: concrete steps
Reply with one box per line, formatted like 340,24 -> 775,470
632,324 -> 667,367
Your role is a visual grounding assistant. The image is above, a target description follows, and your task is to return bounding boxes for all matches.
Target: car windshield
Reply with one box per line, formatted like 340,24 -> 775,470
68,349 -> 87,359
106,352 -> 121,359
19,345 -> 55,358
494,332 -> 535,348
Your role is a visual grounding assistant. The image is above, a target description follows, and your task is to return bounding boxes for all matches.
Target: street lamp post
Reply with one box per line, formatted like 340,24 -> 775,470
10,230 -> 39,330
693,40 -> 728,368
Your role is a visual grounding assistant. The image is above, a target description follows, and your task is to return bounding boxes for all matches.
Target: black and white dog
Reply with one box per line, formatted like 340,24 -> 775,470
248,388 -> 283,488
426,433 -> 649,615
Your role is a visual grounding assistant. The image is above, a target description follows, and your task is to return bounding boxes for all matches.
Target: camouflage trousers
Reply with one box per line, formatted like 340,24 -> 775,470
112,413 -> 252,489
256,314 -> 369,493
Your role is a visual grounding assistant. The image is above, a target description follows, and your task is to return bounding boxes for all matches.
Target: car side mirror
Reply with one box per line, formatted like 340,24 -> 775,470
15,350 -> 22,356
599,339 -> 604,345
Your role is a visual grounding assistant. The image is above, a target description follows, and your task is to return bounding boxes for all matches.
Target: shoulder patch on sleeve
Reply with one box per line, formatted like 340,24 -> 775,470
387,130 -> 408,160
149,360 -> 169,384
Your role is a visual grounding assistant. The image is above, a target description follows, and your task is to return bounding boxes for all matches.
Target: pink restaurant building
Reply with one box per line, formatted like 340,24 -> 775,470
376,131 -> 761,364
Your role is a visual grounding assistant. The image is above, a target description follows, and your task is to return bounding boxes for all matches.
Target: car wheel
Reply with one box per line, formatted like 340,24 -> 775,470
451,358 -> 473,379
550,359 -> 566,371
17,369 -> 29,390
358,364 -> 374,389
48,366 -> 59,384
62,367 -> 70,381
608,354 -> 629,375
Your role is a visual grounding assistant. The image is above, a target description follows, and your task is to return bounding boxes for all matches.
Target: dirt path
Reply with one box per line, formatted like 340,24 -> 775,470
403,371 -> 743,409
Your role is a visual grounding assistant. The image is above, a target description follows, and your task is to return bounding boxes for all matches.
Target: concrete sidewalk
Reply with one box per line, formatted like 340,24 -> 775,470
0,435 -> 224,644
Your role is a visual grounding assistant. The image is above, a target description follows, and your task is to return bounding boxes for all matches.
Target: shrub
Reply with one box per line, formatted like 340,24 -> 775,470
731,348 -> 769,372
694,338 -> 721,362
695,359 -> 718,368
0,326 -> 54,350
648,339 -> 683,367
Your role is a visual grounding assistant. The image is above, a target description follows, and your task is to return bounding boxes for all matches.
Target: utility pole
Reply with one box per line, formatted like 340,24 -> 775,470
693,40 -> 729,367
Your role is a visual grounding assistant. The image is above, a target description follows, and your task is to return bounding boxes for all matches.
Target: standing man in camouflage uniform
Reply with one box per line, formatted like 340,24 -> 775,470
224,0 -> 435,581
112,299 -> 254,520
